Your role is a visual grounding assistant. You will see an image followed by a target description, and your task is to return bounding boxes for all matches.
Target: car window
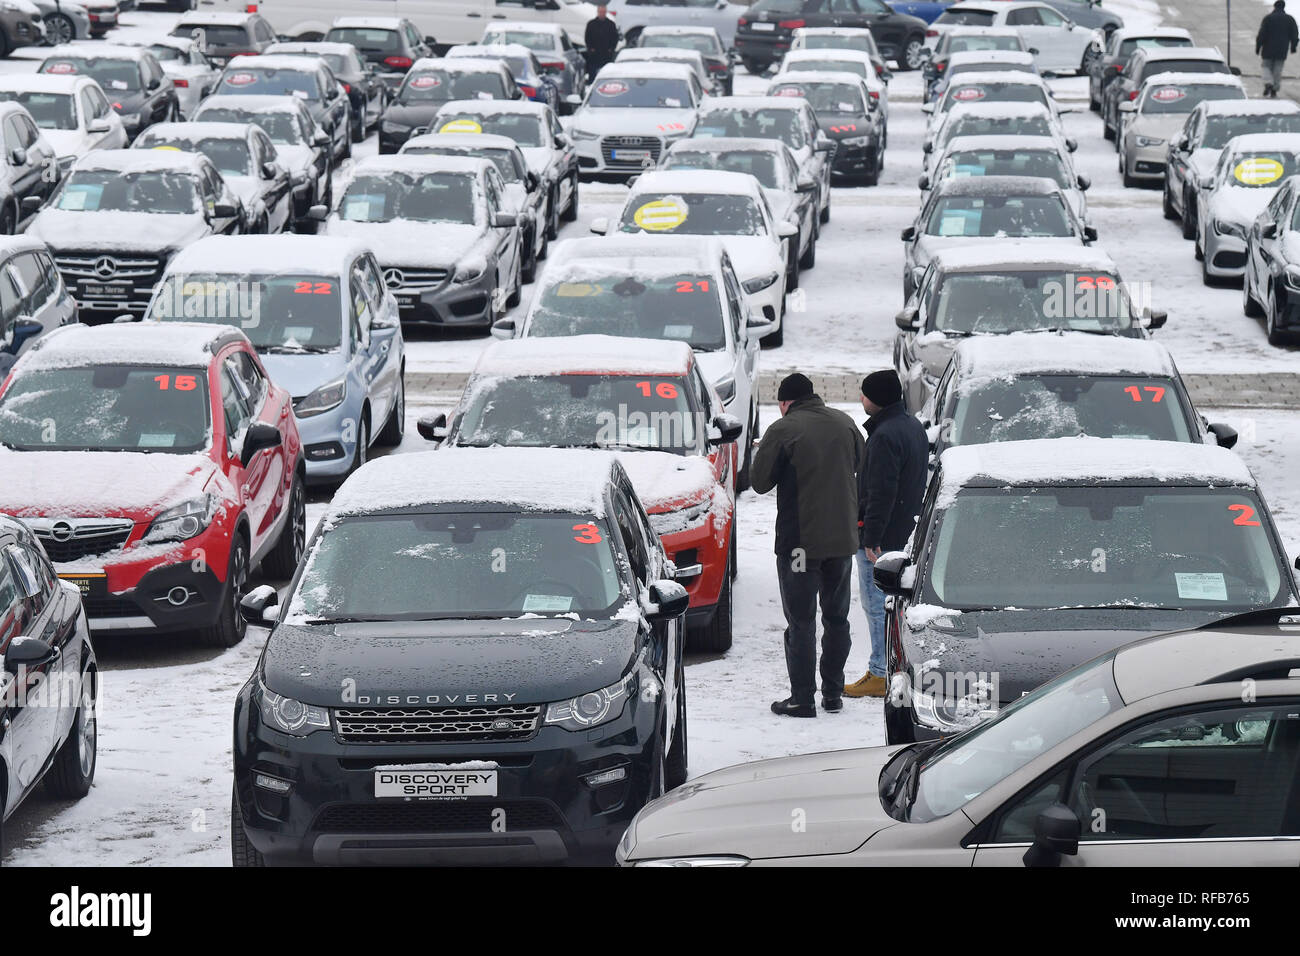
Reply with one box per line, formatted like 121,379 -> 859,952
721,258 -> 745,343
360,254 -> 387,310
88,86 -> 110,118
4,542 -> 44,616
11,253 -> 47,312
349,263 -> 372,344
610,487 -> 649,583
1006,8 -> 1040,25
0,264 -> 23,331
3,116 -> 22,156
228,350 -> 267,416
1037,6 -> 1065,26
0,554 -> 23,646
220,356 -> 255,445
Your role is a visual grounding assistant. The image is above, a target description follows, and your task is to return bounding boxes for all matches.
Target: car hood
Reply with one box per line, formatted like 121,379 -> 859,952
615,449 -> 716,512
275,143 -> 316,175
817,115 -> 873,140
1189,147 -> 1221,181
321,219 -> 484,266
694,350 -> 738,395
41,128 -> 91,159
225,175 -> 264,207
626,745 -> 906,862
520,146 -> 551,178
574,107 -> 696,136
915,234 -> 1079,268
382,101 -> 442,129
762,186 -> 797,226
28,209 -> 211,253
1208,185 -> 1275,227
1130,113 -> 1187,141
263,616 -> 641,706
257,350 -> 347,398
0,449 -> 216,520
716,234 -> 784,279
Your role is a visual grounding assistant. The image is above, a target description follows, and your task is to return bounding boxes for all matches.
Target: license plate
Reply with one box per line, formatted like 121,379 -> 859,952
80,282 -> 130,297
375,769 -> 498,800
58,572 -> 105,595
752,21 -> 775,31
612,149 -> 651,161
396,294 -> 417,308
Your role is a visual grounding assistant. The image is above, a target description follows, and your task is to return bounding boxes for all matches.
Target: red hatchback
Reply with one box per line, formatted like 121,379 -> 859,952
0,322 -> 306,647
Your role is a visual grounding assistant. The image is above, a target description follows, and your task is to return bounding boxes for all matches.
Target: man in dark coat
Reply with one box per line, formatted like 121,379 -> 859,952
1258,0 -> 1299,97
845,370 -> 929,699
584,4 -> 620,83
751,372 -> 866,717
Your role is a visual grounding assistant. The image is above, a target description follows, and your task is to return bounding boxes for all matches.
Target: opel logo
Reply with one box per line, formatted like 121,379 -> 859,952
93,256 -> 117,279
490,718 -> 515,732
50,520 -> 73,542
383,268 -> 404,288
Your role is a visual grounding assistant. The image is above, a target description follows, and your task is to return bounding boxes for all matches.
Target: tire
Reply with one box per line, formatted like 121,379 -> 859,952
900,36 -> 925,71
545,189 -> 559,240
742,57 -> 767,76
45,668 -> 96,799
884,700 -> 916,745
339,128 -> 352,161
262,474 -> 306,579
560,173 -> 578,222
506,253 -> 522,308
169,100 -> 181,122
819,193 -> 830,225
798,234 -> 816,270
1182,196 -> 1197,240
1162,182 -> 1177,220
737,405 -> 754,493
231,787 -> 266,867
1103,119 -> 1115,142
1244,274 -> 1265,318
785,255 -> 798,292
1266,291 -> 1290,345
687,541 -> 732,653
0,30 -> 10,61
522,229 -> 537,283
1201,252 -> 1216,286
0,206 -> 14,236
863,149 -> 880,187
348,414 -> 370,475
44,13 -> 75,46
664,657 -> 688,790
199,534 -> 249,648
376,369 -> 405,446
1122,169 -> 1138,189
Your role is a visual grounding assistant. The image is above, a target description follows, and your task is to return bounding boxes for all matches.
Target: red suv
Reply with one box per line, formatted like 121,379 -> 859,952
0,322 -> 306,647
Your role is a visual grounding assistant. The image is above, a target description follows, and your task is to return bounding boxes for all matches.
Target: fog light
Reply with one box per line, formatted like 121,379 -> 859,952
583,767 -> 628,788
254,772 -> 291,794
166,586 -> 190,606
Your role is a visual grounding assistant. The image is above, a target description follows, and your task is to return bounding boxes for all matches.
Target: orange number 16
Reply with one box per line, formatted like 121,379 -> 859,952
635,381 -> 679,399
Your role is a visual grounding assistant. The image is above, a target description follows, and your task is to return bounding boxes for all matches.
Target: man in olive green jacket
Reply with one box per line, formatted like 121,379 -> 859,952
751,373 -> 866,717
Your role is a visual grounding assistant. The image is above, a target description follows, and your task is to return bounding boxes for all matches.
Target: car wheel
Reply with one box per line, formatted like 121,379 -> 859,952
560,173 -> 578,222
1244,272 -> 1265,318
901,36 -> 926,71
546,189 -> 559,239
339,128 -> 352,161
742,57 -> 767,76
1121,167 -> 1138,189
231,787 -> 265,867
762,297 -> 784,348
199,534 -> 249,648
0,30 -> 10,60
1102,117 -> 1115,142
44,668 -> 97,799
1266,287 -> 1290,345
262,473 -> 306,579
376,369 -> 406,447
1182,195 -> 1197,240
884,698 -> 916,745
1201,249 -> 1217,285
348,414 -> 369,476
0,205 -> 14,236
819,193 -> 830,225
664,655 -> 688,790
786,252 -> 799,292
688,540 -> 732,653
1162,182 -> 1177,220
522,228 -> 537,283
44,13 -> 75,45
506,253 -> 522,308
799,233 -> 816,270
863,149 -> 880,187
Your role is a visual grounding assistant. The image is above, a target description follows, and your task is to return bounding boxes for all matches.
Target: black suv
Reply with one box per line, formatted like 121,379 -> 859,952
735,0 -> 928,74
231,447 -> 690,866
38,45 -> 178,141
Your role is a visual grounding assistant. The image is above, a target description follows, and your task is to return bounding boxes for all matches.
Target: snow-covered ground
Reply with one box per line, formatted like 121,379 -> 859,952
4,1 -> 1299,864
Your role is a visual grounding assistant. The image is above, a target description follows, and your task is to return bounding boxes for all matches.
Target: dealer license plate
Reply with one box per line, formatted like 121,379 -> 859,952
752,21 -> 775,31
79,281 -> 130,298
58,572 -> 105,595
375,769 -> 498,800
612,148 -> 651,161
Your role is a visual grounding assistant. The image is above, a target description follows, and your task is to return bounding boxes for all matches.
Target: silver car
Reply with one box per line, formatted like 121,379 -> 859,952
136,37 -> 221,119
0,234 -> 76,376
1116,72 -> 1245,187
920,133 -> 1090,223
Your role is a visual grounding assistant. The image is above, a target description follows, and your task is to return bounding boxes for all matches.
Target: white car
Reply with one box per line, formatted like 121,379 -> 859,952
922,133 -> 1089,222
789,26 -> 892,81
608,0 -> 748,48
616,47 -> 714,96
923,70 -> 1057,138
925,100 -> 1072,171
930,48 -> 1039,102
570,62 -> 704,181
591,169 -> 798,346
930,1 -> 1096,74
0,74 -> 125,177
133,37 -> 221,119
774,48 -> 888,119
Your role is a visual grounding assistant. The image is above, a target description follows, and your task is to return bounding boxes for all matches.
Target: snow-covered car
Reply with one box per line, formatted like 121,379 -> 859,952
921,26 -> 1027,96
377,57 -> 520,154
215,54 -> 352,164
693,96 -> 834,223
324,16 -> 434,92
319,154 -> 524,329
132,37 -> 221,119
192,95 -> 333,226
133,122 -> 293,235
423,335 -> 741,652
500,234 -> 771,473
31,0 -> 90,45
27,149 -> 242,319
927,48 -> 1038,102
1195,134 -> 1300,286
444,43 -> 561,113
788,26 -> 892,83
400,132 -> 548,282
616,47 -> 713,97
928,1 -> 1101,74
0,235 -> 76,376
1117,72 -> 1245,188
147,235 -> 405,483
570,62 -> 703,182
766,71 -> 886,185
170,10 -> 278,67
480,20 -> 586,110
1164,99 -> 1300,236
659,136 -> 818,274
230,446 -> 687,866
921,134 -> 1089,222
0,322 -> 305,647
774,49 -> 889,119
610,0 -> 748,49
0,0 -> 46,51
1087,25 -> 1192,112
428,99 -> 579,230
895,243 -> 1162,410
37,45 -> 180,141
592,169 -> 798,346
921,331 -> 1239,460
900,175 -> 1097,300
735,0 -> 928,73
638,25 -> 735,97
0,74 -> 125,180
264,41 -> 389,142
1102,46 -> 1232,142
1244,173 -> 1300,345
923,70 -> 1057,139
925,100 -> 1072,169
618,610 -> 1300,866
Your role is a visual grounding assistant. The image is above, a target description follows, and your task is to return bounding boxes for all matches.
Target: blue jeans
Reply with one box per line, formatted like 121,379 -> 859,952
856,549 -> 887,678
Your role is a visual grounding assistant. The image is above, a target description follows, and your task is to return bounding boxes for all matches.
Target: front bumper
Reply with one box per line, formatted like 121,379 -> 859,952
1123,138 -> 1166,180
1204,228 -> 1248,277
829,139 -> 876,177
739,271 -> 784,333
576,133 -> 677,180
293,397 -> 365,483
383,262 -> 496,327
658,512 -> 729,615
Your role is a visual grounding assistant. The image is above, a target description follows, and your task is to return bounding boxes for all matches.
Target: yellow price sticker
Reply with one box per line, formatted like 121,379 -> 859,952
439,118 -> 482,134
554,282 -> 603,297
152,145 -> 182,151
1234,157 -> 1284,186
633,198 -> 688,232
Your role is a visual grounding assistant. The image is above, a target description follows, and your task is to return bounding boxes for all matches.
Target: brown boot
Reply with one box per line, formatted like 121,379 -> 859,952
843,673 -> 887,698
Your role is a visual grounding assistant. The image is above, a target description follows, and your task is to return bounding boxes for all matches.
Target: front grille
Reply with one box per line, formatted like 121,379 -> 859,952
600,135 -> 661,170
313,800 -> 564,834
1213,250 -> 1247,269
29,518 -> 134,562
54,253 -> 161,280
1135,161 -> 1164,175
334,704 -> 544,743
84,594 -> 140,618
383,266 -> 448,292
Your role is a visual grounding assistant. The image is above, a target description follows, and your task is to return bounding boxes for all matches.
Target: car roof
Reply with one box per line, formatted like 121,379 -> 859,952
666,136 -> 789,155
195,94 -> 308,115
75,148 -> 209,175
1221,132 -> 1300,153
1200,98 -> 1300,116
448,42 -> 537,60
1138,71 -> 1243,91
331,17 -> 404,30
793,26 -> 873,36
164,234 -> 372,277
931,173 -> 1063,196
485,21 -> 567,35
138,121 -> 254,142
770,70 -> 872,88
1112,25 -> 1193,41
931,240 -> 1119,272
408,56 -> 511,74
629,168 -> 763,198
947,50 -> 1036,66
944,26 -> 1022,38
943,101 -> 1055,121
544,234 -> 726,276
594,61 -> 697,80
401,132 -> 521,154
783,48 -> 872,63
1137,46 -> 1224,62
474,334 -> 694,378
175,11 -> 258,25
227,54 -> 327,72
17,321 -> 248,372
350,153 -> 490,178
951,331 -> 1178,383
699,95 -> 809,112
946,70 -> 1045,87
44,43 -> 147,62
0,73 -> 92,94
940,133 -> 1066,153
327,447 -> 621,518
266,41 -> 361,58
618,48 -> 705,65
433,98 -> 549,118
0,235 -> 50,258
642,24 -> 721,36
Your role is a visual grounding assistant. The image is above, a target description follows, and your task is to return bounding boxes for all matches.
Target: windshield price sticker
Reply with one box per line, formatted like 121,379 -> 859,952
227,72 -> 257,86
47,62 -> 76,74
439,118 -> 482,134
1151,86 -> 1184,102
953,87 -> 985,101
573,523 -> 603,543
596,80 -> 628,96
1175,572 -> 1228,601
522,594 -> 573,612
635,380 -> 679,398
633,197 -> 688,231
1234,156 -> 1285,186
773,86 -> 805,97
410,74 -> 441,89
294,281 -> 333,294
1075,274 -> 1116,289
1123,385 -> 1165,402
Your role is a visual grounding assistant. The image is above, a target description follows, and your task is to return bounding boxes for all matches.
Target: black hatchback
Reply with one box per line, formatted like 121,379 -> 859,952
735,0 -> 929,74
231,447 -> 690,866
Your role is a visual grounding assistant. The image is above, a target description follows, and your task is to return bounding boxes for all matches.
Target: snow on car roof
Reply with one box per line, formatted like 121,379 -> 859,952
946,70 -> 1046,87
267,42 -> 363,57
433,98 -> 550,117
1139,71 -> 1243,88
952,332 -> 1178,390
937,438 -> 1255,506
1200,99 -> 1300,116
0,235 -> 51,257
484,21 -> 567,35
139,121 -> 252,142
328,448 -> 618,518
1220,132 -> 1300,153
946,50 -> 1036,66
227,54 -> 328,72
618,48 -> 705,65
943,101 -> 1054,120
1139,46 -> 1225,61
175,11 -> 259,25
699,95 -> 810,112
474,335 -> 694,378
16,321 -> 246,372
408,56 -> 511,74
194,95 -> 306,115
782,49 -> 872,63
543,235 -> 724,280
402,132 -> 520,153
769,70 -> 874,89
641,24 -> 721,36
939,133 -> 1065,154
331,16 -> 404,29
594,61 -> 698,80
76,148 -> 209,174
447,43 -> 537,60
628,169 -> 763,197
1111,26 -> 1192,40
0,73 -> 90,94
932,241 -> 1119,272
165,234 -> 372,277
793,26 -> 873,36
667,136 -> 789,155
351,153 -> 489,177
943,26 -> 1022,37
932,174 -> 1062,196
44,43 -> 148,62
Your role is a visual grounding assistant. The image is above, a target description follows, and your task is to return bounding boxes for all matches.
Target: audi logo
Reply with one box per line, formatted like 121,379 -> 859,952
93,256 -> 117,279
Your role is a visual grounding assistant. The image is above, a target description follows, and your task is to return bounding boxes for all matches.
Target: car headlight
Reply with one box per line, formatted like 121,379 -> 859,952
381,119 -> 409,134
840,135 -> 871,147
544,670 -> 635,731
1286,266 -> 1300,289
634,856 -> 751,867
294,377 -> 346,417
259,681 -> 331,736
713,373 -> 736,404
648,497 -> 713,536
909,682 -> 997,733
453,256 -> 486,283
1213,218 -> 1246,239
742,271 -> 780,294
571,127 -> 599,140
1134,135 -> 1164,147
143,494 -> 217,544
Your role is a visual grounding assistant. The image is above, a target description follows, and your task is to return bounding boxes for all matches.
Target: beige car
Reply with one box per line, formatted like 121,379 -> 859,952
1117,71 -> 1244,187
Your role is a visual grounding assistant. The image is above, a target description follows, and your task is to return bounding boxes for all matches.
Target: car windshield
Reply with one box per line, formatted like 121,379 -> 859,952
399,69 -> 508,103
696,108 -> 803,148
925,195 -> 1072,237
770,81 -> 864,114
620,192 -> 765,236
435,112 -> 544,145
943,83 -> 1048,111
1140,60 -> 1229,81
923,486 -> 1287,610
1119,36 -> 1193,56
663,149 -> 780,188
529,273 -> 726,351
0,91 -> 76,130
199,108 -> 303,144
783,59 -> 867,79
455,374 -> 699,454
55,170 -> 199,214
0,365 -> 210,452
801,35 -> 873,54
339,171 -> 478,224
325,28 -> 399,55
1202,112 -> 1300,148
932,271 -> 1133,333
751,0 -> 811,12
937,9 -> 997,25
588,76 -> 691,108
1141,83 -> 1243,114
1218,150 -> 1300,187
949,35 -> 1023,53
174,24 -> 249,46
942,114 -> 1054,143
41,57 -> 140,91
643,34 -> 720,55
951,375 -> 1194,445
150,274 -> 343,352
482,30 -> 555,51
405,145 -> 522,182
940,149 -> 1071,188
219,68 -> 320,99
903,656 -> 1122,822
288,512 -> 624,621
138,135 -> 253,177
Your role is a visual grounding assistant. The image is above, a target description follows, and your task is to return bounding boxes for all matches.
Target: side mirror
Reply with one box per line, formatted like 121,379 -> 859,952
416,412 -> 449,442
3,317 -> 42,354
21,195 -> 42,214
900,225 -> 916,242
746,312 -> 774,336
1082,225 -> 1098,243
1022,804 -> 1080,867
240,421 -> 282,467
261,161 -> 278,180
895,306 -> 920,331
553,134 -> 568,149
1076,173 -> 1090,191
9,147 -> 25,166
489,317 -> 516,339
814,134 -> 833,153
525,170 -> 540,191
920,102 -> 935,114
795,175 -> 817,193
1143,307 -> 1167,330
776,220 -> 797,238
1230,66 -> 1242,76
872,551 -> 913,597
644,580 -> 690,620
589,215 -> 609,235
1207,422 -> 1238,449
148,77 -> 162,91
1118,100 -> 1136,113
424,36 -> 438,47
922,140 -> 933,154
87,118 -> 111,133
491,211 -> 518,228
709,413 -> 744,445
1065,137 -> 1078,152
917,174 -> 930,190
1176,135 -> 1190,151
238,584 -> 280,626
565,93 -> 582,106
306,203 -> 329,221
212,202 -> 239,219
312,130 -> 331,146
1028,47 -> 1039,55
1262,221 -> 1278,239
3,636 -> 56,672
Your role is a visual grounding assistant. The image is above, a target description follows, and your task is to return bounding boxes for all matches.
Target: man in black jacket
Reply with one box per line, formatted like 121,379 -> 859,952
845,370 -> 928,699
584,4 -> 620,83
1258,0 -> 1299,97
751,372 -> 866,717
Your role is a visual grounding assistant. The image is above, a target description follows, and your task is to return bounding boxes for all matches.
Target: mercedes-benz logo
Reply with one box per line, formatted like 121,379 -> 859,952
50,520 -> 73,542
383,268 -> 404,288
93,256 -> 117,279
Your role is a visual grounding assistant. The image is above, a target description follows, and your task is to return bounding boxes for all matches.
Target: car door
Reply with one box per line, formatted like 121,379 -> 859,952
483,167 -> 519,284
1033,5 -> 1083,69
1251,179 -> 1293,298
349,255 -> 398,427
721,258 -> 757,415
0,542 -> 51,800
219,350 -> 275,553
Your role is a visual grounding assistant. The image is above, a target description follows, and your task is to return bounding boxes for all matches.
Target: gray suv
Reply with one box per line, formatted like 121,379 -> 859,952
0,235 -> 75,376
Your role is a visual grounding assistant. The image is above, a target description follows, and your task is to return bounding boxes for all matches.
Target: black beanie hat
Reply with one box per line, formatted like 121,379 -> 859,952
777,372 -> 814,402
861,369 -> 903,406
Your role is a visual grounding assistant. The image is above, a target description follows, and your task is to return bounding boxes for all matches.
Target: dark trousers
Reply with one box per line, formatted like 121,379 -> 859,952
775,552 -> 853,707
586,50 -> 614,82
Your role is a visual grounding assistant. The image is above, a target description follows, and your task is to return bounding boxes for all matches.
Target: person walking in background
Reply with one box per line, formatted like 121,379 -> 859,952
1258,0 -> 1299,97
751,373 -> 866,718
845,370 -> 928,699
584,4 -> 620,83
